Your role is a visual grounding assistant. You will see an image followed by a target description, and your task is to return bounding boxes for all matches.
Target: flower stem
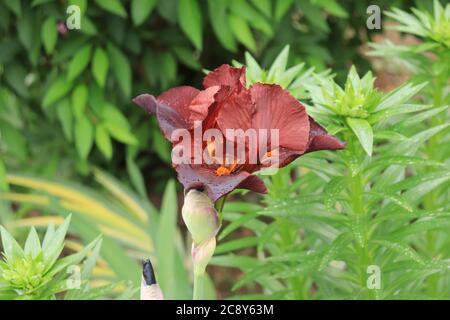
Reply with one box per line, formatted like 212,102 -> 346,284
193,272 -> 204,300
345,134 -> 376,299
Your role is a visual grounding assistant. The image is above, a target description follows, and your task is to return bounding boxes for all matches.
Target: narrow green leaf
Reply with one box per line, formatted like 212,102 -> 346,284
267,45 -> 290,82
107,44 -> 131,97
42,224 -> 55,250
43,77 -> 72,108
67,45 -> 92,82
75,116 -> 94,159
92,47 -> 109,88
346,117 -> 373,156
244,52 -> 262,84
71,84 -> 88,119
4,0 -> 21,16
250,0 -> 271,18
219,212 -> 258,240
95,124 -> 113,159
323,176 -> 345,210
41,17 -> 57,54
104,121 -> 138,145
0,159 -> 8,191
178,0 -> 203,50
374,82 -> 427,112
94,0 -> 127,18
43,214 -> 71,269
275,0 -> 294,21
207,0 -> 237,52
56,99 -> 73,141
210,254 -> 261,269
126,156 -> 147,198
172,46 -> 201,70
48,235 -> 102,277
131,0 -> 157,26
368,104 -> 432,123
157,180 -> 178,298
367,190 -> 414,212
215,237 -> 260,254
24,227 -> 41,258
314,0 -> 348,18
229,14 -> 256,52
367,156 -> 444,170
0,226 -> 24,263
373,240 -> 425,265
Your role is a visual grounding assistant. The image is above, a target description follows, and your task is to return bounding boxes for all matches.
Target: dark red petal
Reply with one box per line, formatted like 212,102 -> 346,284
237,175 -> 267,194
189,86 -> 220,123
250,83 -> 310,152
157,86 -> 199,122
133,94 -> 157,114
306,117 -> 346,152
156,102 -> 191,142
216,89 -> 254,133
203,64 -> 246,91
174,164 -> 265,202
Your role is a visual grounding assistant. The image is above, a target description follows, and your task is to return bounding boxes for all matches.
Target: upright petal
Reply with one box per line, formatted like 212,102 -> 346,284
250,83 -> 310,153
157,86 -> 200,121
203,64 -> 246,92
216,89 -> 254,133
189,86 -> 220,123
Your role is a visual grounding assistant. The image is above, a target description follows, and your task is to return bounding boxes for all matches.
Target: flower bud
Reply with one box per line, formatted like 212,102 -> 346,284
182,189 -> 220,245
192,237 -> 216,276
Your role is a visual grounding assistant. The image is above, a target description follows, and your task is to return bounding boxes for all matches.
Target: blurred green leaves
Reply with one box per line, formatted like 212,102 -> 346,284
67,45 -> 92,82
178,0 -> 202,50
92,47 -> 109,88
131,0 -> 158,26
41,17 -> 57,54
0,0 -> 382,182
75,116 -> 93,159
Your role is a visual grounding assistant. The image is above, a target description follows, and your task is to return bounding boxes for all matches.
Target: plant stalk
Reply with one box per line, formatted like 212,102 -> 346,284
193,272 -> 204,300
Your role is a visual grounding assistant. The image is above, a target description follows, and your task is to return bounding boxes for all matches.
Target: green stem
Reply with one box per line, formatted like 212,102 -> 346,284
423,54 -> 447,296
345,135 -> 375,299
193,272 -> 204,300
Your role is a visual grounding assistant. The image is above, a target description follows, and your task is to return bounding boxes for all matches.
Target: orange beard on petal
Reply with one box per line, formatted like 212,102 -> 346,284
215,161 -> 238,176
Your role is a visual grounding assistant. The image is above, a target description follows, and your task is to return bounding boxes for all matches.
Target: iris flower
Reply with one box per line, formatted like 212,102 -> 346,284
134,65 -> 344,202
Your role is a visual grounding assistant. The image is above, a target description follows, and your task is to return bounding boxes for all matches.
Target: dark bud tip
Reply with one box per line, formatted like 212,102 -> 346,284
142,259 -> 157,286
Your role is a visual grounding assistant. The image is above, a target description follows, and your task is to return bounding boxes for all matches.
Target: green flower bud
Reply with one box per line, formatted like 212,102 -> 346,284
192,237 -> 216,276
182,189 -> 220,245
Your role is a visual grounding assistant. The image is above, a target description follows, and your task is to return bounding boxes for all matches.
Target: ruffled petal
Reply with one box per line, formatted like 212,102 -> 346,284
175,164 -> 265,202
133,86 -> 198,142
250,83 -> 310,153
216,89 -> 254,133
203,64 -> 246,92
157,86 -> 199,121
256,119 -> 345,168
237,175 -> 267,194
189,86 -> 220,123
306,117 -> 346,152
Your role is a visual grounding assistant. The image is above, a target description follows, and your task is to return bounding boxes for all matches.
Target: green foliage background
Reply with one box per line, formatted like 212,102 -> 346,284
1,0 -> 449,300
0,0 -> 413,192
